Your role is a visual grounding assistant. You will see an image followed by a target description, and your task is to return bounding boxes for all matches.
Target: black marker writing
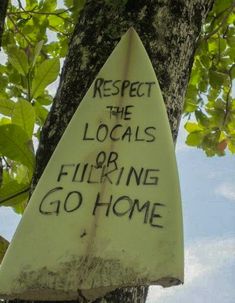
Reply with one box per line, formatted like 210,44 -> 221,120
56,163 -> 159,186
92,192 -> 164,228
93,78 -> 156,98
39,187 -> 83,215
83,123 -> 156,143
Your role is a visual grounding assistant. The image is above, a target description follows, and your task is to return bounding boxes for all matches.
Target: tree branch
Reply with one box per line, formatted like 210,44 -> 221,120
0,187 -> 30,205
17,0 -> 25,11
222,65 -> 233,127
7,14 -> 33,47
2,156 -> 11,170
7,15 -> 48,60
8,9 -> 74,24
204,0 -> 235,40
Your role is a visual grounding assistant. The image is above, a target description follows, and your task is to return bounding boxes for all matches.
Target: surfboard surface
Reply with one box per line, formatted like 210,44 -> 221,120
0,28 -> 184,301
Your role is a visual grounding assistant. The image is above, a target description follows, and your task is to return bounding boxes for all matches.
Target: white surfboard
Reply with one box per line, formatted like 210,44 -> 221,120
0,28 -> 184,301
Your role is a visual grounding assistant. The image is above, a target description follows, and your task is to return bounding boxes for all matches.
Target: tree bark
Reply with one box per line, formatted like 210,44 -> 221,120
30,0 -> 214,302
0,0 -> 8,49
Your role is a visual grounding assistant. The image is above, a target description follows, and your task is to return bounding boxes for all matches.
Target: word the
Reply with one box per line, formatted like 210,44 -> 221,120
83,123 -> 156,142
93,78 -> 156,98
106,105 -> 134,120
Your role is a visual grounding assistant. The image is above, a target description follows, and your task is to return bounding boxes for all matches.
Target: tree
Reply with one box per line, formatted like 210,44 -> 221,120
0,0 -> 234,302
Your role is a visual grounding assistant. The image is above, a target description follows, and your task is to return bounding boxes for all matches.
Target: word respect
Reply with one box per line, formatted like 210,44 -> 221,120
93,78 -> 156,98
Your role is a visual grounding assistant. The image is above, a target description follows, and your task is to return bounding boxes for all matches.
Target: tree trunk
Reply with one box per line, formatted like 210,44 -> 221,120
0,0 -> 8,49
29,0 -> 214,302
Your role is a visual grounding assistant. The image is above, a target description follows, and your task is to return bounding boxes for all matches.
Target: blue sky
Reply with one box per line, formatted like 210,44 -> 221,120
0,120 -> 234,302
147,122 -> 235,303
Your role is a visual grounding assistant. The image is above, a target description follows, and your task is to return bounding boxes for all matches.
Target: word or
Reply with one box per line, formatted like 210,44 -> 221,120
39,187 -> 164,228
93,78 -> 156,98
83,123 -> 156,142
95,151 -> 118,169
57,163 -> 159,186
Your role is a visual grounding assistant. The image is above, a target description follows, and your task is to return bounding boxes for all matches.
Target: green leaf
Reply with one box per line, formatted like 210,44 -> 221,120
184,102 -> 198,113
15,164 -> 32,184
0,75 -> 8,92
7,46 -> 29,76
189,62 -> 203,85
198,78 -> 208,92
41,0 -> 57,11
2,31 -> 15,47
0,124 -> 35,170
209,70 -> 229,88
202,131 -> 221,156
219,56 -> 232,69
25,0 -> 38,10
12,99 -> 36,137
0,178 -> 29,210
226,48 -> 235,61
64,0 -> 73,7
200,55 -> 211,68
184,122 -> 202,133
195,110 -> 210,127
219,38 -> 227,53
31,58 -> 60,99
213,0 -> 233,14
36,94 -> 53,106
230,64 -> 235,79
186,131 -> 203,146
59,37 -> 69,57
186,84 -> 198,100
0,99 -> 15,116
208,87 -> 220,102
184,84 -> 200,112
214,98 -> 225,110
208,39 -> 218,54
0,235 -> 9,263
32,40 -> 44,68
227,36 -> 235,47
48,14 -> 64,27
67,0 -> 86,21
34,102 -> 49,126
44,41 -> 60,56
0,117 -> 11,125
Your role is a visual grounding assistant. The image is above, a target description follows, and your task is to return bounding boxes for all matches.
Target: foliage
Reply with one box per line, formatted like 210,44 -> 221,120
0,0 -> 85,218
184,0 -> 235,156
0,0 -> 234,260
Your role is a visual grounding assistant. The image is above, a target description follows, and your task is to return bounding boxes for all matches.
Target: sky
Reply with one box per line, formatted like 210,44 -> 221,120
0,120 -> 234,302
147,123 -> 235,303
